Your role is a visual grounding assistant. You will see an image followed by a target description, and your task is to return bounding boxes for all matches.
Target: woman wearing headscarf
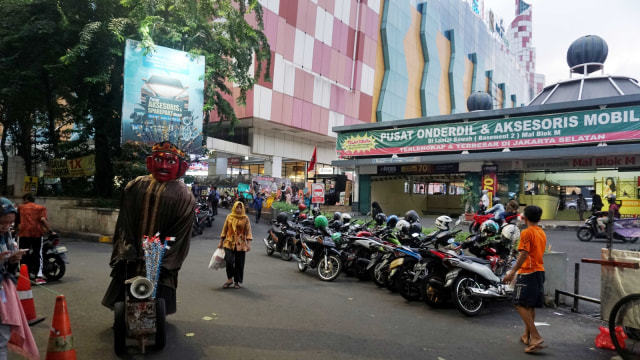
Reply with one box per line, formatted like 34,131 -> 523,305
217,202 -> 253,289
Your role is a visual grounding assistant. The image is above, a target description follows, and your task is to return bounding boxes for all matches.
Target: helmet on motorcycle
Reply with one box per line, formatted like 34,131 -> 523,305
607,194 -> 617,203
480,220 -> 499,237
386,214 -> 398,228
276,212 -> 289,224
396,219 -> 410,233
404,210 -> 420,223
341,213 -> 352,224
331,232 -> 342,245
314,215 -> 328,229
501,224 -> 520,243
298,204 -> 307,211
409,223 -> 422,235
434,215 -> 452,230
299,213 -> 307,220
375,212 -> 387,226
331,220 -> 343,231
312,207 -> 321,217
493,196 -> 501,203
294,210 -> 300,217
333,212 -> 342,221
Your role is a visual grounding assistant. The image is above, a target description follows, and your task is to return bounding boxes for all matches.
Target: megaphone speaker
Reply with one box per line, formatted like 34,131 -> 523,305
130,277 -> 154,299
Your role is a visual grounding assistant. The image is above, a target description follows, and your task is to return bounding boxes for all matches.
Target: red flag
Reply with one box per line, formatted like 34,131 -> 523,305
307,146 -> 317,172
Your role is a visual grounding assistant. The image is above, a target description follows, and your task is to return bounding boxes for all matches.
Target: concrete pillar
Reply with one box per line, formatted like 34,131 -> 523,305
265,156 -> 282,178
215,157 -> 228,176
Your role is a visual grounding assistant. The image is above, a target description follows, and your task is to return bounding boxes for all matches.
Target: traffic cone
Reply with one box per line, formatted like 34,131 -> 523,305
17,264 -> 45,326
45,295 -> 76,360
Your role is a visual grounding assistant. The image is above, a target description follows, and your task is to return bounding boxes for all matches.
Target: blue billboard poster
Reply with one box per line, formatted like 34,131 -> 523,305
122,39 -> 205,154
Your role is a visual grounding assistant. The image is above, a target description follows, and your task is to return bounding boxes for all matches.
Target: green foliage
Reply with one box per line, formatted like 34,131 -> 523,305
270,201 -> 299,214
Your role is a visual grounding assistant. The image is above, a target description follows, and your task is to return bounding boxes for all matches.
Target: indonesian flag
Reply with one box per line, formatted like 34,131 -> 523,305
307,146 -> 317,172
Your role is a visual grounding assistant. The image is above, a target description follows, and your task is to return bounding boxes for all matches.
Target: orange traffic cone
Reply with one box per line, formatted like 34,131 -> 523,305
45,295 -> 76,360
17,264 -> 45,326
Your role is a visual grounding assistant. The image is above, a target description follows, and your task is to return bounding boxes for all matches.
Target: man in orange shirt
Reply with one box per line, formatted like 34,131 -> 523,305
503,205 -> 547,353
16,193 -> 55,284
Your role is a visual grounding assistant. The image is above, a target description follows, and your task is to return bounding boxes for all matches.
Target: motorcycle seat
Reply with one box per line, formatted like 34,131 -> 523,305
461,255 -> 492,265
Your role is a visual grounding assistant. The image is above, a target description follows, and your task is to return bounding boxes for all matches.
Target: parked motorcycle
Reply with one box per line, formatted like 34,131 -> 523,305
295,216 -> 343,281
264,212 -> 298,261
28,233 -> 69,282
220,194 -> 233,209
577,212 -> 639,243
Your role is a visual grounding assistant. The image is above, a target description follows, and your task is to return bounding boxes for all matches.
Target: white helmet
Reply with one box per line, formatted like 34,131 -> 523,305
434,215 -> 452,230
501,224 -> 520,243
341,213 -> 352,224
396,219 -> 410,233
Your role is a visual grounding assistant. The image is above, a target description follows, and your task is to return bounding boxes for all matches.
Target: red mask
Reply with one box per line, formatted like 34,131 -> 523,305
146,152 -> 187,182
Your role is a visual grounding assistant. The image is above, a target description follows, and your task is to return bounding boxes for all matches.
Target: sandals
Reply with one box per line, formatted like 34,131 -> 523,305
234,283 -> 241,289
222,282 -> 233,289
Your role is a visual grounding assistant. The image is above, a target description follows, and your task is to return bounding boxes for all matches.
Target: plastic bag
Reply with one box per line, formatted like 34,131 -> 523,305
208,248 -> 226,270
595,326 -> 627,350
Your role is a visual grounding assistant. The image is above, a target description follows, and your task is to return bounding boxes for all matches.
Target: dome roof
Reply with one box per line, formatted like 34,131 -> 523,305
567,35 -> 608,74
466,91 -> 492,111
529,75 -> 640,106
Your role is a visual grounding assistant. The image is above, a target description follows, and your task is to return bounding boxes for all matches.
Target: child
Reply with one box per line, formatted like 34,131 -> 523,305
503,205 -> 547,353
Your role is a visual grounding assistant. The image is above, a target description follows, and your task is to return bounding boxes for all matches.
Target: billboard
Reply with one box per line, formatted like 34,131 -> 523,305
122,39 -> 205,155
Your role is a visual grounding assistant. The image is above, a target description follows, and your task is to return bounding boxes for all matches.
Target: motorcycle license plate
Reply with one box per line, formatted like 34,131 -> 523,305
54,246 -> 68,254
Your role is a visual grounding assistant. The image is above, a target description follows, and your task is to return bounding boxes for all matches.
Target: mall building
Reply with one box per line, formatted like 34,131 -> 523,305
200,0 -> 541,198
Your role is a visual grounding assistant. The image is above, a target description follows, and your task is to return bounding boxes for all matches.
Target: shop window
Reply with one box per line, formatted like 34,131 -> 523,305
428,183 -> 446,195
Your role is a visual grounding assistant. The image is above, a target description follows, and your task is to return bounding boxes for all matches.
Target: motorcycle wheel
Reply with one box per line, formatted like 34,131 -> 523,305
371,262 -> 387,288
422,273 -> 450,308
280,239 -> 293,261
155,298 -> 166,350
113,301 -> 127,356
453,275 -> 485,316
469,222 -> 479,234
397,266 -> 421,302
42,254 -> 66,282
297,253 -> 308,272
577,227 -> 594,242
317,255 -> 342,281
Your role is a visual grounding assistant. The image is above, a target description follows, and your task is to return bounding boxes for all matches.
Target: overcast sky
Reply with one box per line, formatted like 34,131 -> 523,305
483,0 -> 640,87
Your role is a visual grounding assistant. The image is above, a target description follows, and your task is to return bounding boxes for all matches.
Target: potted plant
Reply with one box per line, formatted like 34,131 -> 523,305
461,179 -> 479,221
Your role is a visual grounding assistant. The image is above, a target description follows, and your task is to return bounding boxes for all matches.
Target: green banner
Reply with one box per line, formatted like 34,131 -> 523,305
337,105 -> 640,156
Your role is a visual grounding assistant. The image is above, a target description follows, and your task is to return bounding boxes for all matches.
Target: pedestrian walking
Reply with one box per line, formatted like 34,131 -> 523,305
503,205 -> 547,353
253,193 -> 264,223
217,202 -> 253,289
577,194 -> 588,221
16,193 -> 55,284
209,186 -> 220,215
0,197 -> 39,360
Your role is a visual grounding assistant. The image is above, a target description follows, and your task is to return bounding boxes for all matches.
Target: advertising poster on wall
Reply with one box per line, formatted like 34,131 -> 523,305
121,39 -> 205,155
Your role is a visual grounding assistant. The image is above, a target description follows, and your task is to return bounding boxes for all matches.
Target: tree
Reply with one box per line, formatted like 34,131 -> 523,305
60,0 -> 271,197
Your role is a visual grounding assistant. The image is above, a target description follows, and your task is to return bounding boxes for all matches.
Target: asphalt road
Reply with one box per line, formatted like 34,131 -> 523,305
21,209 -> 620,360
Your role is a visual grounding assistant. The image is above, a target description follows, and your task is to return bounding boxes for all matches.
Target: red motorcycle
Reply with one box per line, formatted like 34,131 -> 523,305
469,202 -> 520,234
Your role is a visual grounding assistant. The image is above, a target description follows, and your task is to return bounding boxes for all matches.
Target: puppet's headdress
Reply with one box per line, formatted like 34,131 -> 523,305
152,141 -> 186,159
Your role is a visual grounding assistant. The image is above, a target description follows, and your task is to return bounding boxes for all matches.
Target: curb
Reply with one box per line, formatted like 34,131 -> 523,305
58,230 -> 112,243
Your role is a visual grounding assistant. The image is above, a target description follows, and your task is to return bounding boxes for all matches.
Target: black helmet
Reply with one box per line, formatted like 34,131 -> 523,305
375,212 -> 387,226
331,220 -> 343,231
404,210 -> 419,223
333,212 -> 342,221
276,212 -> 289,224
607,194 -> 617,203
311,207 -> 321,216
409,223 -> 422,235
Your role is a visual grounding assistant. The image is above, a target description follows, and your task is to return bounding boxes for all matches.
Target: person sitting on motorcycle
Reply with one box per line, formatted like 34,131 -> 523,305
597,195 -> 620,233
493,200 -> 520,223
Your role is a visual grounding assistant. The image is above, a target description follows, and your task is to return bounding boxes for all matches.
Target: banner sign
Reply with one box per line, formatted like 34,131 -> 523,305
336,105 -> 640,156
523,156 -> 640,171
46,155 -> 96,178
23,176 -> 38,195
121,39 -> 205,155
482,165 -> 498,208
377,163 -> 459,175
